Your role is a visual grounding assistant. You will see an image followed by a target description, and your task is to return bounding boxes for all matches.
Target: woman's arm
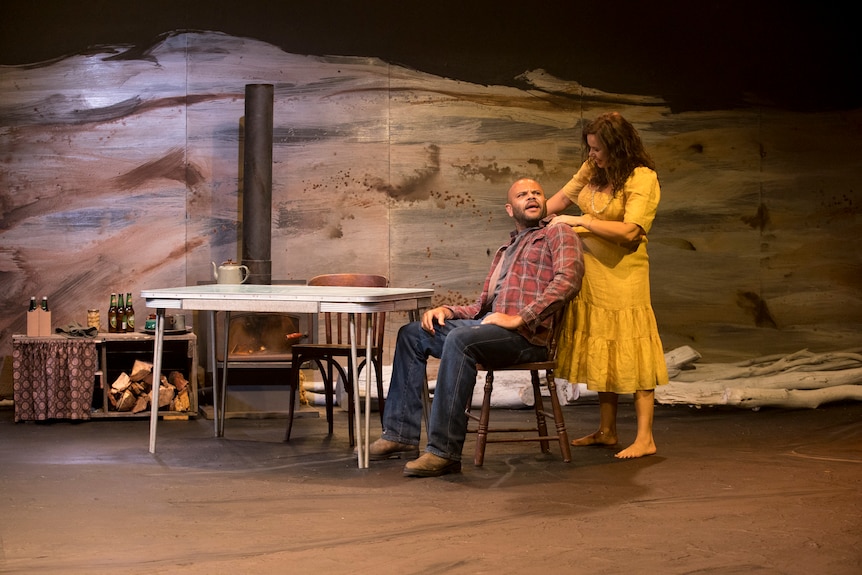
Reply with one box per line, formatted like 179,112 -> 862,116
545,190 -> 574,216
551,213 -> 644,244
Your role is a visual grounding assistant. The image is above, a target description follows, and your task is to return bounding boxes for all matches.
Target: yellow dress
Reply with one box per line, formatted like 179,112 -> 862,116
556,162 -> 668,393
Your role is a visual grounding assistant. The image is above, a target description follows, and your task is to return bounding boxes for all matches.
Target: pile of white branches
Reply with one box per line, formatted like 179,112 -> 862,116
657,346 -> 862,409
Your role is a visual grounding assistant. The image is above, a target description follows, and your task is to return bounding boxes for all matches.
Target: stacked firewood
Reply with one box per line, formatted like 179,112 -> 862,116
108,359 -> 191,413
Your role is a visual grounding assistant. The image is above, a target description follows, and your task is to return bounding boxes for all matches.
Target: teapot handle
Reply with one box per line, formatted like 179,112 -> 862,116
240,265 -> 250,284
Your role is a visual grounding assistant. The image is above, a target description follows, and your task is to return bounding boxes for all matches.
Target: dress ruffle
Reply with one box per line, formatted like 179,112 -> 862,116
555,295 -> 668,393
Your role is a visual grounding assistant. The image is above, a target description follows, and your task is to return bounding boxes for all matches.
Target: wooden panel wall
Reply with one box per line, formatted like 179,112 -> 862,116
1,31 -> 860,367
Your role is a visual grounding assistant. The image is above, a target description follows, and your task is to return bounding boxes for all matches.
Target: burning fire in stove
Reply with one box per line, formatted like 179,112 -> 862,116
221,313 -> 306,357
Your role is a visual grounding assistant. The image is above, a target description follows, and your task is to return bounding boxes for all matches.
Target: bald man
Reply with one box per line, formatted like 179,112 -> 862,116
371,178 -> 585,477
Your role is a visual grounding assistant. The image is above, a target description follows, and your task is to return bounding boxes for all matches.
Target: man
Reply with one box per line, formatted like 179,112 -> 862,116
370,178 -> 585,477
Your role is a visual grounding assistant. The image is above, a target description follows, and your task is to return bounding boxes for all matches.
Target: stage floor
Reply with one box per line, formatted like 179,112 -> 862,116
1,400 -> 860,574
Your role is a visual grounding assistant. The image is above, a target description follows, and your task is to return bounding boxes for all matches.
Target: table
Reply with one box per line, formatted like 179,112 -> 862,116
141,284 -> 434,467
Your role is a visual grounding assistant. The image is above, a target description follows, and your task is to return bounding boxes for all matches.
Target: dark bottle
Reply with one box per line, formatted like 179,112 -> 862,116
28,296 -> 37,312
40,296 -> 49,311
117,293 -> 127,332
108,293 -> 118,333
125,292 -> 135,332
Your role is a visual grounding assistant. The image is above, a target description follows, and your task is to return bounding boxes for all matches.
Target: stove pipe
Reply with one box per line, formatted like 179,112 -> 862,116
241,84 -> 274,285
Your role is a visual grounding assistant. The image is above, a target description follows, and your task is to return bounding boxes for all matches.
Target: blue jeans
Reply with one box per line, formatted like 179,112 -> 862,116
381,319 -> 548,461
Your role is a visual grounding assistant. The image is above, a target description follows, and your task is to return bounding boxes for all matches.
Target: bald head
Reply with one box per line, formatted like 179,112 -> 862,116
507,178 -> 544,203
506,178 -> 547,231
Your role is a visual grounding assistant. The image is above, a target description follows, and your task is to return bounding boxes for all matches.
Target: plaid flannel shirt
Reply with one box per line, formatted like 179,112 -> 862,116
446,217 -> 584,347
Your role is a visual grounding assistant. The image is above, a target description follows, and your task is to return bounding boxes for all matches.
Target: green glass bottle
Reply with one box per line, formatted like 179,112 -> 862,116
117,293 -> 127,332
125,292 -> 135,332
108,293 -> 118,333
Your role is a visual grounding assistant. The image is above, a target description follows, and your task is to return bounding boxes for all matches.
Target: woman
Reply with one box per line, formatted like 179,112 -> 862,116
546,112 -> 668,459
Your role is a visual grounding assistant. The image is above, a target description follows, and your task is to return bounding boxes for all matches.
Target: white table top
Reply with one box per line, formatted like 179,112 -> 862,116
142,284 -> 435,313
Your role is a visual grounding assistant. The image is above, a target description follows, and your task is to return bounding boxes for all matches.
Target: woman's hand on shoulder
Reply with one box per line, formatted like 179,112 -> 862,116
550,214 -> 577,227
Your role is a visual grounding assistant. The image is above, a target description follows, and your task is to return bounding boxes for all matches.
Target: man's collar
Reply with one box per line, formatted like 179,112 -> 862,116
510,217 -> 550,238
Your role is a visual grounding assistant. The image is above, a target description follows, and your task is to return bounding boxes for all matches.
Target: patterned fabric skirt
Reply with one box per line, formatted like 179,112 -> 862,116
13,338 -> 97,421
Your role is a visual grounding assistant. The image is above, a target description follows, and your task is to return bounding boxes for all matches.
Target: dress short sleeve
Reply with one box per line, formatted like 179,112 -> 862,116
623,167 -> 661,233
560,161 -> 591,204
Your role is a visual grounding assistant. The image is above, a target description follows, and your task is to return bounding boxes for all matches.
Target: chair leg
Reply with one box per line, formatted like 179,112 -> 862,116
474,371 -> 494,466
545,369 -> 571,462
284,357 -> 302,442
530,370 -> 551,453
373,358 -> 386,423
422,373 -> 431,433
323,361 -> 335,436
337,360 -> 355,447
285,379 -> 298,441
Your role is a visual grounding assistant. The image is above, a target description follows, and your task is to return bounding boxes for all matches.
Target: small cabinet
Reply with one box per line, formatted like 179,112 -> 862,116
93,332 -> 198,418
12,332 -> 198,421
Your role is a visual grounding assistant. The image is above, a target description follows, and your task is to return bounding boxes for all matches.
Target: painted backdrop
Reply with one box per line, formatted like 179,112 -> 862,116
1,31 -> 861,373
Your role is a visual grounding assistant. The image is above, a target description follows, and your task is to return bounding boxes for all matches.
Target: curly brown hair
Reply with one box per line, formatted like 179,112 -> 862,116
582,112 -> 655,192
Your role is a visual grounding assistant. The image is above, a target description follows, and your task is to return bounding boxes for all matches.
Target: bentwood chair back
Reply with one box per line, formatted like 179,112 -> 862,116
286,273 -> 388,446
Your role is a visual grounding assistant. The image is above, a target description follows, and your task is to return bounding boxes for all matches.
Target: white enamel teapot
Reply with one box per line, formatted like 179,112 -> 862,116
212,259 -> 250,284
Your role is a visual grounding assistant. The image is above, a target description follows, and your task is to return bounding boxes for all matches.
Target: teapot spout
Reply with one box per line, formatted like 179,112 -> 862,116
211,261 -> 218,281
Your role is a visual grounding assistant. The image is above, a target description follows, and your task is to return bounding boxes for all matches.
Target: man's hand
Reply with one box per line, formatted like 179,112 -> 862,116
421,306 -> 453,334
480,312 -> 524,330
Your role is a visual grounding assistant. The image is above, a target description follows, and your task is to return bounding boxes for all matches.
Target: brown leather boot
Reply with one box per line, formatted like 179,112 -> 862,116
403,452 -> 461,477
367,438 -> 419,461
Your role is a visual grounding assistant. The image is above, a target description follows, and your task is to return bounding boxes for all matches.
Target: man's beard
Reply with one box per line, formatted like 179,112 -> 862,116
516,205 -> 546,227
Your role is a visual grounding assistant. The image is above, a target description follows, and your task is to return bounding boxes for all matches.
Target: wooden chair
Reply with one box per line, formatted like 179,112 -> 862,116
466,327 -> 571,466
286,274 -> 388,445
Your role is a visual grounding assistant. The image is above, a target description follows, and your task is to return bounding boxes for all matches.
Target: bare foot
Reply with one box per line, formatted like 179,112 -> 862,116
615,439 -> 657,459
571,430 -> 618,447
